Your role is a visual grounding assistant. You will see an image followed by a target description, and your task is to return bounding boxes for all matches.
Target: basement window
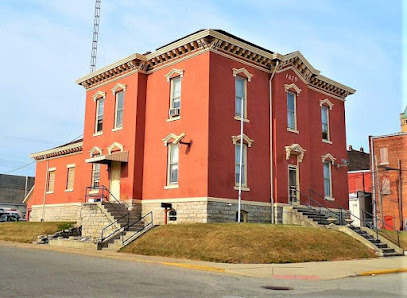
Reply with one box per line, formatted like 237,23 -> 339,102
168,209 -> 177,221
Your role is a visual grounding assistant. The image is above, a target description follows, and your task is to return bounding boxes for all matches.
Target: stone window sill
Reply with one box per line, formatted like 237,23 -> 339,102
322,139 -> 332,144
287,128 -> 299,134
324,196 -> 335,201
112,127 -> 123,132
65,189 -> 74,192
93,132 -> 103,137
234,116 -> 250,123
45,191 -> 54,195
167,116 -> 181,122
164,184 -> 179,189
234,186 -> 250,191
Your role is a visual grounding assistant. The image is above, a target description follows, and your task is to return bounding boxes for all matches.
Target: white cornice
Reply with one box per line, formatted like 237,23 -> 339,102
30,142 -> 83,160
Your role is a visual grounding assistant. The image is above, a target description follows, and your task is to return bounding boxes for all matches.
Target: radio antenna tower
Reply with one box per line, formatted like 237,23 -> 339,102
90,0 -> 102,73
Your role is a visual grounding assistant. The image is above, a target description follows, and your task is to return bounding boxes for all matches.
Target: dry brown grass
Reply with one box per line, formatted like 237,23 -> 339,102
0,222 -> 74,243
121,223 -> 376,264
381,230 -> 407,250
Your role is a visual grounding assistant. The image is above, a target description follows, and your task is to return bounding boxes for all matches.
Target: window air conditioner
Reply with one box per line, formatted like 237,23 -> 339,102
169,108 -> 180,117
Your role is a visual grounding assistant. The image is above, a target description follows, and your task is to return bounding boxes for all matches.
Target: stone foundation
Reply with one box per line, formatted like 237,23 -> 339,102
30,203 -> 81,222
80,203 -> 119,239
141,199 -> 271,225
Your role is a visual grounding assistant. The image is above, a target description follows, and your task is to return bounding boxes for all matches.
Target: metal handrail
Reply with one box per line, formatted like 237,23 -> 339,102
362,210 -> 400,248
289,187 -> 341,223
100,213 -> 129,242
121,211 -> 153,247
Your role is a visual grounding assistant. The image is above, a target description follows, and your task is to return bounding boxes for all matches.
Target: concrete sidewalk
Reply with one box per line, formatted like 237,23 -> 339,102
1,240 -> 406,280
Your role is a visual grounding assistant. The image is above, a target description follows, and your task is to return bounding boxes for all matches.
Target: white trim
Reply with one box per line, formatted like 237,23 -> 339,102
285,144 -> 306,163
284,83 -> 302,95
287,91 -> 298,131
231,134 -> 254,147
319,98 -> 334,110
165,68 -> 184,81
348,170 -> 371,174
166,116 -> 181,122
85,69 -> 138,92
324,197 -> 335,201
114,90 -> 124,129
322,139 -> 332,144
112,127 -> 123,132
66,164 -> 75,168
93,131 -> 103,137
288,164 -> 300,204
92,90 -> 105,102
287,128 -> 299,134
321,153 -> 336,163
234,116 -> 250,123
139,196 -> 272,207
276,66 -> 309,85
31,202 -> 82,208
111,83 -> 127,94
164,184 -> 179,189
162,133 -> 186,146
48,167 -> 56,171
89,146 -> 103,156
232,68 -> 253,82
65,189 -> 73,192
234,186 -> 250,191
107,142 -> 124,154
308,85 -> 345,102
30,142 -> 83,159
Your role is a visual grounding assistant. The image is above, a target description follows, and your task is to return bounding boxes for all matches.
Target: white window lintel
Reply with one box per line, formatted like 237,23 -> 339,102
232,68 -> 253,82
165,68 -> 184,82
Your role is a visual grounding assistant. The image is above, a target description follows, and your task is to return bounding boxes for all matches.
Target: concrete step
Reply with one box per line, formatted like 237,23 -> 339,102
376,243 -> 388,249
382,248 -> 395,254
382,252 -> 404,257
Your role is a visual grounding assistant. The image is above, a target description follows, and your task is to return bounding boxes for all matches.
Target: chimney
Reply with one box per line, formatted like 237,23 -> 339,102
348,145 -> 353,151
360,147 -> 364,152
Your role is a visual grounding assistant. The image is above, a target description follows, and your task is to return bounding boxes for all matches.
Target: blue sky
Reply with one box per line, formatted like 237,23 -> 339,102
0,0 -> 405,177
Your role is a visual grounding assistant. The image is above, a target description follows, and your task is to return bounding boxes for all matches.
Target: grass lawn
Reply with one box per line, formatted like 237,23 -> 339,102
0,222 -> 74,243
121,223 -> 376,264
381,230 -> 407,250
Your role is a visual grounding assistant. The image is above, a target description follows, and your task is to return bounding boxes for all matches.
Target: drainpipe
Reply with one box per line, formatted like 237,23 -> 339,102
269,61 -> 279,224
370,136 -> 378,228
41,160 -> 49,222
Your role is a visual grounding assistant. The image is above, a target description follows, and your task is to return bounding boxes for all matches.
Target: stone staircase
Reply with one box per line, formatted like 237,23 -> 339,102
98,202 -> 153,251
292,205 -> 332,226
349,226 -> 403,257
292,205 -> 404,257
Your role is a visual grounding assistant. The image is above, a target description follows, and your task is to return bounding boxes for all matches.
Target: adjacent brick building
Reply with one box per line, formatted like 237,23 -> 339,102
0,174 -> 34,217
369,107 -> 407,230
26,29 -> 355,224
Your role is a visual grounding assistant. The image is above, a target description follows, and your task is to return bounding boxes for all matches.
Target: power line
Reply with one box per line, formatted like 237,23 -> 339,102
0,136 -> 62,145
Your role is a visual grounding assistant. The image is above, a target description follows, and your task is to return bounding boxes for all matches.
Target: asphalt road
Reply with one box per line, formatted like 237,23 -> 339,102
0,245 -> 406,297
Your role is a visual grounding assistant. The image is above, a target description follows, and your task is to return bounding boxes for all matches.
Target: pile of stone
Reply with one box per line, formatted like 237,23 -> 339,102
34,226 -> 82,244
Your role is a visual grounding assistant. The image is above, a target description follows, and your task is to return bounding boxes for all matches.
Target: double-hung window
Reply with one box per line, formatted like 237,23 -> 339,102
66,166 -> 75,191
321,105 -> 330,141
235,143 -> 247,187
114,91 -> 124,129
47,168 -> 56,193
91,163 -> 100,188
169,77 -> 181,118
287,92 -> 296,130
167,144 -> 179,185
235,77 -> 246,119
323,162 -> 332,198
95,98 -> 104,133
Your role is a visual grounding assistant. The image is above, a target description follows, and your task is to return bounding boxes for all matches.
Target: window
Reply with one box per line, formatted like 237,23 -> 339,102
381,177 -> 391,195
235,77 -> 246,118
235,210 -> 248,223
288,165 -> 299,204
95,98 -> 104,133
323,162 -> 332,198
47,169 -> 55,193
235,143 -> 247,186
91,163 -> 100,188
114,91 -> 124,129
287,92 -> 296,130
66,166 -> 75,191
321,105 -> 330,140
170,76 -> 181,113
380,147 -> 389,164
167,144 -> 179,185
168,209 -> 177,221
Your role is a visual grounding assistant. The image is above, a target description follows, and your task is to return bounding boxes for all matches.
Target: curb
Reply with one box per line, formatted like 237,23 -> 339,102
358,268 -> 407,276
159,262 -> 225,273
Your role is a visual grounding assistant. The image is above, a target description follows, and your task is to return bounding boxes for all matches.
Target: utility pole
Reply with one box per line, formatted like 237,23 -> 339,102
90,0 -> 102,73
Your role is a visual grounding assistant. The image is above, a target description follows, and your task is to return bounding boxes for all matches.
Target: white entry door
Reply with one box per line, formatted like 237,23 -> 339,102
110,161 -> 121,201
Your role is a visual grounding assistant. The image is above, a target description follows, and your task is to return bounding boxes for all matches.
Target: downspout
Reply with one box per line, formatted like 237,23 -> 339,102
41,160 -> 49,222
269,60 -> 279,224
370,136 -> 378,228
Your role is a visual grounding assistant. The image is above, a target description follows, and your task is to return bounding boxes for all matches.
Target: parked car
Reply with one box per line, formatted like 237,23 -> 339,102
0,209 -> 25,222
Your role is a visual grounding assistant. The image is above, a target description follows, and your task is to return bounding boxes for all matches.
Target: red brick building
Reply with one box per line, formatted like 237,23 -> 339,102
370,108 -> 407,230
26,29 -> 355,224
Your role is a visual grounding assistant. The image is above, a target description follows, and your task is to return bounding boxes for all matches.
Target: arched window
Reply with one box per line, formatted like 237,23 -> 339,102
381,177 -> 391,195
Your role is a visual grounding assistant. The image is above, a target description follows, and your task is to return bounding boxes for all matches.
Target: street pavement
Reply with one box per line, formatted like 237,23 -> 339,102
0,243 -> 406,297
